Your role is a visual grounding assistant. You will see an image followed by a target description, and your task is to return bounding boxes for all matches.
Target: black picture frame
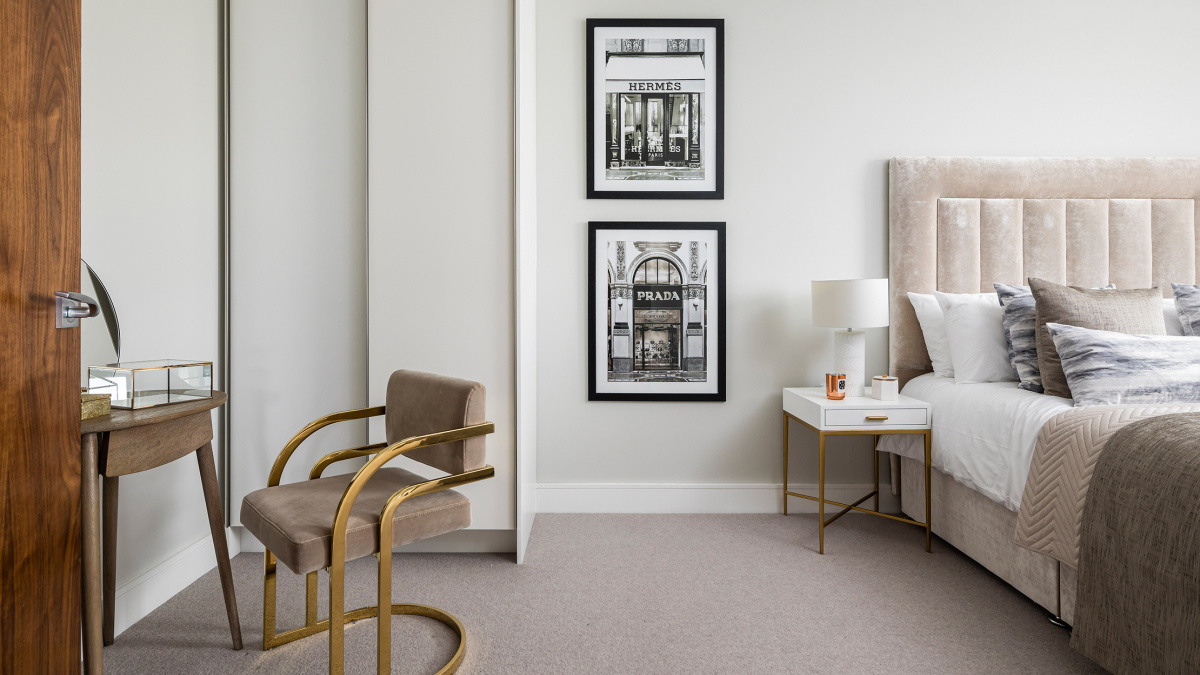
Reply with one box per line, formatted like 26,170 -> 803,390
586,19 -> 725,200
588,222 -> 726,401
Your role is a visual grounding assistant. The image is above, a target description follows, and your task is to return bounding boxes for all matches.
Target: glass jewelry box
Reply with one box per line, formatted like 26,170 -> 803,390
87,360 -> 213,410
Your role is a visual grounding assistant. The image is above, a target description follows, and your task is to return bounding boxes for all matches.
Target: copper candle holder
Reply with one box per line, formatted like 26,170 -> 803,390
825,373 -> 847,400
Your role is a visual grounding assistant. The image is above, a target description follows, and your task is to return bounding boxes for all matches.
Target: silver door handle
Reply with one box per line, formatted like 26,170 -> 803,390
55,291 -> 99,328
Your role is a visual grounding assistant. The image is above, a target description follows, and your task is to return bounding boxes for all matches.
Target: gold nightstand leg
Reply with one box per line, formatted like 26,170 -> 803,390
924,430 -> 932,553
818,432 -> 826,555
873,434 -> 880,512
783,413 -> 789,516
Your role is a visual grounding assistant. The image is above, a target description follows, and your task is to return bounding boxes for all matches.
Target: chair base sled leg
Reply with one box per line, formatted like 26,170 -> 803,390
386,604 -> 466,675
263,595 -> 466,674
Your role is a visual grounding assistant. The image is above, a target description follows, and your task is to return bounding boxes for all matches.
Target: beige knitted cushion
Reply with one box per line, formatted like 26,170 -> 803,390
1030,278 -> 1164,398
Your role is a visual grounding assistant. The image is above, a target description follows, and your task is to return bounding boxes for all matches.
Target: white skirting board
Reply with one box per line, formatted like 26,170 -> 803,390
112,528 -> 241,638
537,483 -> 900,514
232,526 -> 517,555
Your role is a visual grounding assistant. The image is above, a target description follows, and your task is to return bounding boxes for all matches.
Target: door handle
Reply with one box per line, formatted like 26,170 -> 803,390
55,291 -> 99,328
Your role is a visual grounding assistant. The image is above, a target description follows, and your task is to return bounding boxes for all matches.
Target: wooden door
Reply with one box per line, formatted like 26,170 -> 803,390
0,0 -> 83,670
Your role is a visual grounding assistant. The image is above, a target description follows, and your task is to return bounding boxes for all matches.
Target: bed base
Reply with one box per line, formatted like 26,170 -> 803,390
899,456 -> 1075,625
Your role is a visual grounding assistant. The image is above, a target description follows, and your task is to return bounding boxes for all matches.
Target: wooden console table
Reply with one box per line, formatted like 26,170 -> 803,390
80,391 -> 241,674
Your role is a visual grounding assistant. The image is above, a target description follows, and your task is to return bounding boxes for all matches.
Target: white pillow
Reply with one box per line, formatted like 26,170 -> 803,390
908,292 -> 954,378
934,291 -> 1017,384
1164,297 -> 1184,336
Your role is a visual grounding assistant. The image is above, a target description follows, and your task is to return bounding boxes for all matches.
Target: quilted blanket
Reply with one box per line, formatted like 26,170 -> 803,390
1014,404 -> 1200,568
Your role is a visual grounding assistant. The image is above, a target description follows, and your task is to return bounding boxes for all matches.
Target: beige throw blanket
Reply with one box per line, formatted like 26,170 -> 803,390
1014,404 -> 1200,568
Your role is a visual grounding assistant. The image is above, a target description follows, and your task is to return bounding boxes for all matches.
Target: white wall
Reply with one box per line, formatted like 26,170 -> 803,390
81,0 -> 224,632
368,0 -> 517,538
228,0 -> 368,532
535,0 -> 1200,507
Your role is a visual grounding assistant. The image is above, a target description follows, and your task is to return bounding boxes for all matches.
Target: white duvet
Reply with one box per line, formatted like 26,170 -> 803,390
877,373 -> 1073,511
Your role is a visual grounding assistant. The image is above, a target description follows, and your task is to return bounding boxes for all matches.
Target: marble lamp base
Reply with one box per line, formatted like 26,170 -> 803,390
832,329 -> 866,397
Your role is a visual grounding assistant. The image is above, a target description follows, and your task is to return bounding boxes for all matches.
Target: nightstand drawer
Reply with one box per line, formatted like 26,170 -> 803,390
824,407 -> 928,427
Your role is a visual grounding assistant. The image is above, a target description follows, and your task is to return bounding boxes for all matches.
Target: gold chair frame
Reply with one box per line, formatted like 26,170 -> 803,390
260,405 -> 495,674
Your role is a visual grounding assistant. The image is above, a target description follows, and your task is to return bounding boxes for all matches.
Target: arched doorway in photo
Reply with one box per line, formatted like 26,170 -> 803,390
633,257 -> 682,371
607,241 -> 707,383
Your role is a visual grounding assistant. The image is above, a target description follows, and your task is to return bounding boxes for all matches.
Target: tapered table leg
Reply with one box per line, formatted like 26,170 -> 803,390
102,475 -> 119,645
196,443 -> 243,649
81,434 -> 103,675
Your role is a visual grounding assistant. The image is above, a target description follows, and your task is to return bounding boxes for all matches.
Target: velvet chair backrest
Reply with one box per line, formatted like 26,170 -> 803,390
385,370 -> 486,474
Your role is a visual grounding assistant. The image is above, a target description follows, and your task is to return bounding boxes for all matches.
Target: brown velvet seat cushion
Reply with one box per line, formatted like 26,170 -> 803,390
1030,278 -> 1165,399
240,467 -> 471,575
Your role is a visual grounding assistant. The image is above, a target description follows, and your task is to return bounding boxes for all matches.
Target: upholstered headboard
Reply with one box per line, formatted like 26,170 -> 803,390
888,157 -> 1200,387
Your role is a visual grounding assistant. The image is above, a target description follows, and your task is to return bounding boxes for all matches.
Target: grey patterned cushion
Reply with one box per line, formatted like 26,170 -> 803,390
994,282 -> 1114,394
1047,323 -> 1200,406
1030,279 -> 1165,399
995,283 -> 1043,392
1172,283 -> 1200,336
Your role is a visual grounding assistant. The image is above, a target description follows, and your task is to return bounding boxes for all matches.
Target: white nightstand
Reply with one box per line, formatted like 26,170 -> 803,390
782,387 -> 932,554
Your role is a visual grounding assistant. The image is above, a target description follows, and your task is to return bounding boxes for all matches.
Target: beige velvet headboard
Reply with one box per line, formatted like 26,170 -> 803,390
889,157 -> 1200,387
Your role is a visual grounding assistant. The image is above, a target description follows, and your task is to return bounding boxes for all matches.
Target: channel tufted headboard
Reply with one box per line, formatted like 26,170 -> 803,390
888,157 -> 1200,387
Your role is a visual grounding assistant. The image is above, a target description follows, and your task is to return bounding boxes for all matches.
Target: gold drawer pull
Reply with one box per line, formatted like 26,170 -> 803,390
866,415 -> 889,421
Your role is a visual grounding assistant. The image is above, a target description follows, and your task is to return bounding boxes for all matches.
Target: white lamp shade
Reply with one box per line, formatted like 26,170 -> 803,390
811,279 -> 890,328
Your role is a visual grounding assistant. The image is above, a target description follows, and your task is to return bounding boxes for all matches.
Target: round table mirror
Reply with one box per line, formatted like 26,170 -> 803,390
80,259 -> 121,389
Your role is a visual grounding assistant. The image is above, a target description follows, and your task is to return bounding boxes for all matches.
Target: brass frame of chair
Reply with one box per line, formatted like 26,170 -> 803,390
260,405 -> 495,675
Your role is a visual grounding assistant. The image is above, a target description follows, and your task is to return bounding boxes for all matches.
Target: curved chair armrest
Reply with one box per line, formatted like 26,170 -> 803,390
372,461 -> 495,673
268,406 -> 386,487
330,422 -> 495,554
384,464 -> 495,514
309,442 -> 388,480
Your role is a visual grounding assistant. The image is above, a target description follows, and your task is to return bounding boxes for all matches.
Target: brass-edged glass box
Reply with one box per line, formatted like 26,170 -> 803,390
87,360 -> 213,410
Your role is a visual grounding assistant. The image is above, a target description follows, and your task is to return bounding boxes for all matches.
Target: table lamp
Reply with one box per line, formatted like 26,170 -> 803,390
811,279 -> 890,397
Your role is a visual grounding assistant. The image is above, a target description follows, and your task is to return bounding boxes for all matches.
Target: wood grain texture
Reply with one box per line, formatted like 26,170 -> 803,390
82,393 -> 235,662
81,434 -> 102,674
0,0 -> 83,670
101,411 -> 213,477
197,443 -> 243,649
102,474 -> 118,645
81,390 -> 226,434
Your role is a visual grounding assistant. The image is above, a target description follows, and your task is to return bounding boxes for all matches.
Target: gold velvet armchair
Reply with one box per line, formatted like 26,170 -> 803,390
240,370 -> 494,674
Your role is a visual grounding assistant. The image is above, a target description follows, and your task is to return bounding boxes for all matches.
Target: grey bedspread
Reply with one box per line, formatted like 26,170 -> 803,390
1071,413 -> 1200,674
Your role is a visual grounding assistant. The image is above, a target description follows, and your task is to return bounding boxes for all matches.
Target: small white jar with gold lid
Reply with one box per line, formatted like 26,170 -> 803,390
871,375 -> 899,402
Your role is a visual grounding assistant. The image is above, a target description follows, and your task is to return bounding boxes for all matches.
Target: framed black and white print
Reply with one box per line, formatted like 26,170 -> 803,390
589,222 -> 726,401
586,19 -> 724,200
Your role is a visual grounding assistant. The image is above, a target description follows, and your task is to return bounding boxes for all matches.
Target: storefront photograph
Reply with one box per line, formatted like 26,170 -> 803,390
587,19 -> 724,199
589,222 -> 726,401
603,40 -> 706,181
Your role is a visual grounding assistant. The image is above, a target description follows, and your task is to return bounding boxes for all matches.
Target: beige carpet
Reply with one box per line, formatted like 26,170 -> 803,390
102,514 -> 1105,674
